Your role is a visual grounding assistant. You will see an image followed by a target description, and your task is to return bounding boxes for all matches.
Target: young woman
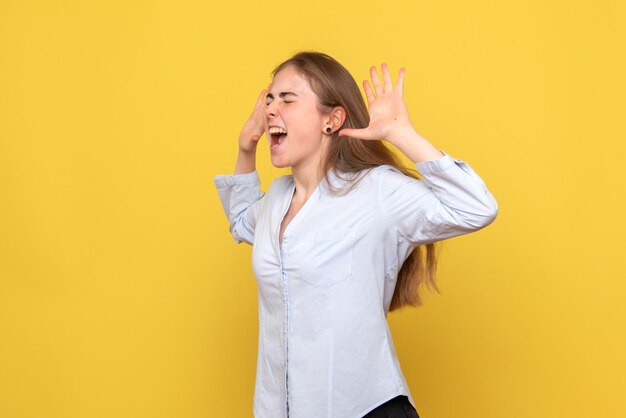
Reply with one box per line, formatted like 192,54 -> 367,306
214,52 -> 498,418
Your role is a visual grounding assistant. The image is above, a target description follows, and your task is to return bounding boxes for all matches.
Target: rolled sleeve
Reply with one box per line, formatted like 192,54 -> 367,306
378,152 -> 498,245
214,170 -> 260,189
214,171 -> 265,245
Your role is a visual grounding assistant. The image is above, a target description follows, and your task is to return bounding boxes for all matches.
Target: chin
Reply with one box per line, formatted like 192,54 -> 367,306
270,158 -> 290,169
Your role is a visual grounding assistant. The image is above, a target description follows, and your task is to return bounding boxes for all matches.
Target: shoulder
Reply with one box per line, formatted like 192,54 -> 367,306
363,165 -> 424,205
266,174 -> 293,196
369,164 -> 403,176
325,165 -> 413,191
367,164 -> 413,186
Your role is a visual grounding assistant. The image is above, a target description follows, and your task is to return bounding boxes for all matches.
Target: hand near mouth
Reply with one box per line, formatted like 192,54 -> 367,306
338,64 -> 419,147
239,86 -> 270,153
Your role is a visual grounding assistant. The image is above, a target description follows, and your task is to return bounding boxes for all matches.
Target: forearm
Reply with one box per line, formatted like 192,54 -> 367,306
234,148 -> 257,174
390,127 -> 445,164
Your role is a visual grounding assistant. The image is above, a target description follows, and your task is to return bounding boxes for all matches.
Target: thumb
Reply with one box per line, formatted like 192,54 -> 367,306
338,128 -> 373,140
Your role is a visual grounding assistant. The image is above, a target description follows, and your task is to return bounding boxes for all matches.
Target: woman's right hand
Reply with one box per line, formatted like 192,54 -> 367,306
238,87 -> 269,153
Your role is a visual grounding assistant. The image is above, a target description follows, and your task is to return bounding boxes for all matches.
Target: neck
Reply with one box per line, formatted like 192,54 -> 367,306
291,161 -> 325,199
290,138 -> 331,199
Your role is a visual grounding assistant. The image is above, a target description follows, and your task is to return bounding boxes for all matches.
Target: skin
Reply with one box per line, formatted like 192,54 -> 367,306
234,63 -> 445,238
262,65 -> 344,191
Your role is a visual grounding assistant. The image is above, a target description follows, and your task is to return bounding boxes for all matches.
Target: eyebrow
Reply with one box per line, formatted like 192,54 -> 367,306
266,92 -> 298,99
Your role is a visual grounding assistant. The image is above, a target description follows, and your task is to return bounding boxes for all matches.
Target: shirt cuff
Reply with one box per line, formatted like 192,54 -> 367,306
414,150 -> 456,175
214,170 -> 260,189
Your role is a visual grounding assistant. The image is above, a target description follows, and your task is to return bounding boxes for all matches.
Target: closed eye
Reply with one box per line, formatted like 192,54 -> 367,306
265,100 -> 293,105
266,91 -> 297,104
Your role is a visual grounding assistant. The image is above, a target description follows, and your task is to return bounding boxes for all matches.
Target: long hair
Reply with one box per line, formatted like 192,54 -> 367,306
271,51 -> 441,311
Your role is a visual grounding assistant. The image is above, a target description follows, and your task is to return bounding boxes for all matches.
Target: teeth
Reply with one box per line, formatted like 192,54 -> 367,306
268,127 -> 287,135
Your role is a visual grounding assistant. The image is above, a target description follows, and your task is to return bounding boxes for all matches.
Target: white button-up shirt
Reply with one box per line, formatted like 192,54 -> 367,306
214,152 -> 498,418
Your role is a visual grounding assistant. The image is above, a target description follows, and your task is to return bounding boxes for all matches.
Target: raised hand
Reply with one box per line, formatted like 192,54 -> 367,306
338,64 -> 417,146
239,86 -> 269,153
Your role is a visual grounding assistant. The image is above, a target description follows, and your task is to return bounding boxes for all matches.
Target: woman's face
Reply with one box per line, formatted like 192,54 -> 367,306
264,65 -> 328,170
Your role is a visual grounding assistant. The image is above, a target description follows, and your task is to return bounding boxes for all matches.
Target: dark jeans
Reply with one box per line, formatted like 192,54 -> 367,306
362,395 -> 420,418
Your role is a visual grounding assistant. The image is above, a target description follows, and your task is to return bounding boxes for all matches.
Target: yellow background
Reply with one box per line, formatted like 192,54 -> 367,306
1,1 -> 624,417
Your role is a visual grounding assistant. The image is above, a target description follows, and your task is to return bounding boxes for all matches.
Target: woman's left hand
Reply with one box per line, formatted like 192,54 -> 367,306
338,64 -> 418,145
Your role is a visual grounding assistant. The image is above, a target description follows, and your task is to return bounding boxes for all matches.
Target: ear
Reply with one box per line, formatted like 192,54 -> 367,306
325,106 -> 346,133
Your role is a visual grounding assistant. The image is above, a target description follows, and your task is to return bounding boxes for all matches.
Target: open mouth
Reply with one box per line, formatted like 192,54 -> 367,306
268,126 -> 287,149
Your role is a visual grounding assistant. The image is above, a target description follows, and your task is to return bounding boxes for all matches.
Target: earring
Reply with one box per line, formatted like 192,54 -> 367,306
325,127 -> 332,133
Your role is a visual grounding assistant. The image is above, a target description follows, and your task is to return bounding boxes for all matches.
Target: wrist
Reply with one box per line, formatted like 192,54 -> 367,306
386,125 -> 421,147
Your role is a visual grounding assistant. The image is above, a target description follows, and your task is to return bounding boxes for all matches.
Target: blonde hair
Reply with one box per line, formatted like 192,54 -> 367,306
272,51 -> 441,311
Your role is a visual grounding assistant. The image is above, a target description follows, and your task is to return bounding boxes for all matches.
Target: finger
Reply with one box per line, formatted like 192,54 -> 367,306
370,66 -> 384,97
381,63 -> 393,92
363,80 -> 375,106
254,88 -> 268,109
397,67 -> 405,98
338,127 -> 374,140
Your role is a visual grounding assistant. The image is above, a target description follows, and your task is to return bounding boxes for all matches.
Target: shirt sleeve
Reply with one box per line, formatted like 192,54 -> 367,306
377,151 -> 499,245
214,170 -> 265,245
